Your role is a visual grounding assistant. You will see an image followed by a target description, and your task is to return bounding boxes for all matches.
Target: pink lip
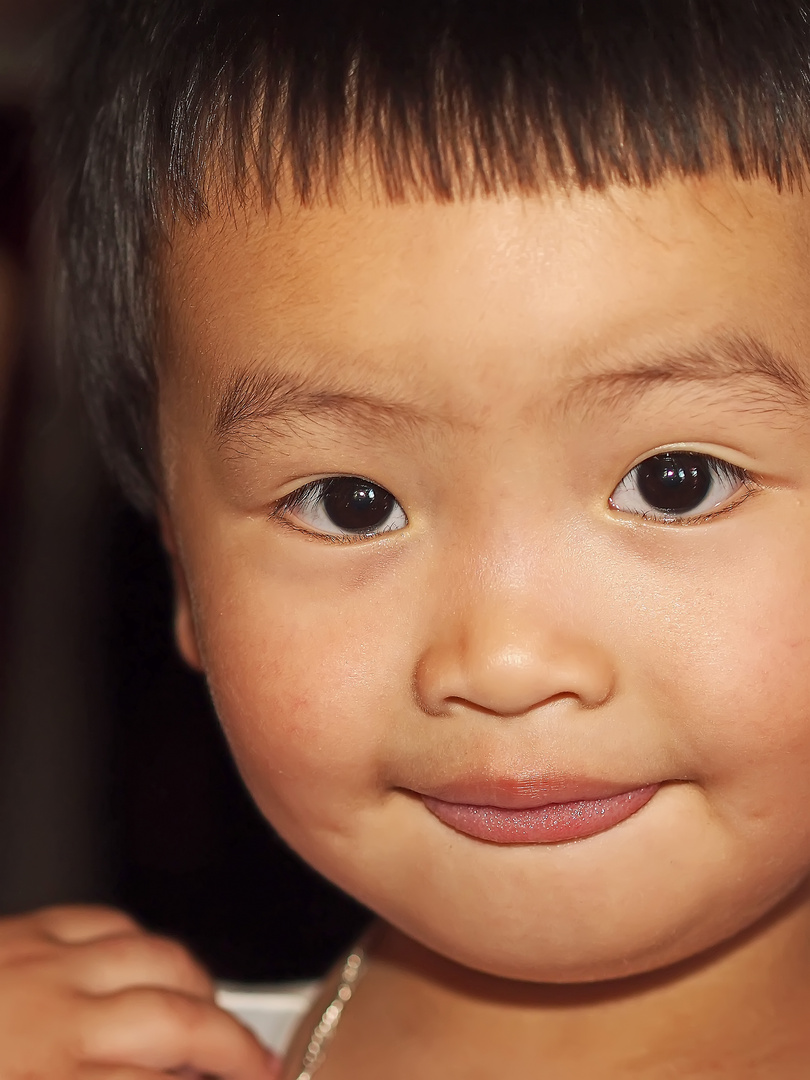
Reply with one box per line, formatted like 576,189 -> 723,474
420,782 -> 660,845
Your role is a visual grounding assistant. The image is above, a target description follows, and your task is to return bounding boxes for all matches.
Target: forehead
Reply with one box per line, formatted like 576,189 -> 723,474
163,175 -> 810,403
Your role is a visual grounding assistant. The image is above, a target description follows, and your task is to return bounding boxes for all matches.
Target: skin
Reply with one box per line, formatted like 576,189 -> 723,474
160,172 -> 810,1077
0,905 -> 277,1079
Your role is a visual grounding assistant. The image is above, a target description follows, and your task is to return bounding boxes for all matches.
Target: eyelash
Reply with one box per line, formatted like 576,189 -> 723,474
269,487 -> 352,544
270,453 -> 760,544
609,454 -> 759,526
637,484 -> 756,526
270,476 -> 408,543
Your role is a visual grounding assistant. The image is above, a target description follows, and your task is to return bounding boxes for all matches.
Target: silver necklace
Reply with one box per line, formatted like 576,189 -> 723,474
293,943 -> 367,1080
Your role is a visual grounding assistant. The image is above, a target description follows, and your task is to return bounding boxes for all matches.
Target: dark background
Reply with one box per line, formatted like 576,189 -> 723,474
0,2 -> 369,983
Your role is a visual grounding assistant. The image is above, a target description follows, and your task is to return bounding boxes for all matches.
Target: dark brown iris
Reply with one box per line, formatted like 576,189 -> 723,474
322,478 -> 394,532
636,453 -> 711,514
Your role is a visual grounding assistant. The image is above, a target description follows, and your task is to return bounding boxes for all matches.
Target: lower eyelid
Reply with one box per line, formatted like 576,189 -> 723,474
610,455 -> 755,523
657,484 -> 758,526
270,476 -> 408,542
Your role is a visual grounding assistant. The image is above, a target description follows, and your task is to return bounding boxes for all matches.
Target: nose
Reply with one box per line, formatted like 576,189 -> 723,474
415,592 -> 615,719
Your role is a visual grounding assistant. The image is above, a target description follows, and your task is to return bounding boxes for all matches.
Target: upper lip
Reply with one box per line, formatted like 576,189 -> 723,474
411,775 -> 660,810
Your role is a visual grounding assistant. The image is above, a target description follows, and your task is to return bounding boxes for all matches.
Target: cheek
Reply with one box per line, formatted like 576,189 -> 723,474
189,560 -> 413,834
636,526 -> 810,822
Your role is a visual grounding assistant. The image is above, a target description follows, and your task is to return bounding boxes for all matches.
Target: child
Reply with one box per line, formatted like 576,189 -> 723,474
22,0 -> 810,1075
0,903 -> 283,1077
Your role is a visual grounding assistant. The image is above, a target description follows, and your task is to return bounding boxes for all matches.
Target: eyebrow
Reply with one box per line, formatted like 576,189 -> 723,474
565,331 -> 810,415
212,364 -> 430,447
211,330 -> 810,448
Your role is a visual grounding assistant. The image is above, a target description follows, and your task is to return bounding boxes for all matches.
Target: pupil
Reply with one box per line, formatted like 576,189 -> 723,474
637,453 -> 711,513
323,478 -> 394,532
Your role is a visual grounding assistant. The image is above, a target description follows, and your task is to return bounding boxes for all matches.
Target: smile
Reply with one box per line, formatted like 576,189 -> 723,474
420,784 -> 661,845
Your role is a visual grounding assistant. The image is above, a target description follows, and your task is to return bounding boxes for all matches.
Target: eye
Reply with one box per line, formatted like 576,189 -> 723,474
272,476 -> 408,539
610,451 -> 753,522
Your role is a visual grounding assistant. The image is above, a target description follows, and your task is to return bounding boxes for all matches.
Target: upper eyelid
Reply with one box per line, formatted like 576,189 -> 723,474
613,453 -> 756,524
276,473 -> 379,500
271,475 -> 406,543
271,455 -> 757,538
620,453 -> 750,485
620,442 -> 754,476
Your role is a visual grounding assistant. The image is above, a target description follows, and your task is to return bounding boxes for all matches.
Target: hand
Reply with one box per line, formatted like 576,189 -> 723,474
0,904 -> 280,1079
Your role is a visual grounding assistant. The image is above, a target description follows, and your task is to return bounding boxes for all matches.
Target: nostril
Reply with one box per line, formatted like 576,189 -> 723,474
442,690 -> 584,719
414,629 -> 616,719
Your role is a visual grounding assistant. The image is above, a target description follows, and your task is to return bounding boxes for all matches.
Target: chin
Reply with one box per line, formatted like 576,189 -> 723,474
429,934 -> 687,985
390,901 -> 770,987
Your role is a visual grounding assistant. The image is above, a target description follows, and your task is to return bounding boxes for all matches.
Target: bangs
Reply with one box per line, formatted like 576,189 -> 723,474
156,0 -> 810,222
48,0 -> 810,510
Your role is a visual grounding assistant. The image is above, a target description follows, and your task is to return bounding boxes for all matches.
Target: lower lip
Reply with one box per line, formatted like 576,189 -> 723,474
422,785 -> 660,845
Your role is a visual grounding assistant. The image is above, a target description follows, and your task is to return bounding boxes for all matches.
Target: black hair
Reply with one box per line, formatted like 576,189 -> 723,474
47,0 -> 810,510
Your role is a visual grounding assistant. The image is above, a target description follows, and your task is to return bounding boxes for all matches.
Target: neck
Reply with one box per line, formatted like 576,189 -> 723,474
336,889 -> 810,1078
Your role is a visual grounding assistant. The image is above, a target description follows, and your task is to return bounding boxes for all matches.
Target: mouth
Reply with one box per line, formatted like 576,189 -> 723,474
418,780 -> 661,845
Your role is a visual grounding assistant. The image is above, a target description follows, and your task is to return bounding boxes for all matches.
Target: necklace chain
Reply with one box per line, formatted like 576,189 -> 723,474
293,944 -> 367,1080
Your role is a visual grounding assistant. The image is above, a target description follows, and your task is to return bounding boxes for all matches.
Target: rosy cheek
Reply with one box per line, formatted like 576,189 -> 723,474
667,561 -> 810,802
197,586 -> 384,790
723,574 -> 810,715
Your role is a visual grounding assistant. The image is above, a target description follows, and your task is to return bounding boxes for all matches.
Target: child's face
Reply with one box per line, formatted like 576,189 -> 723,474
160,173 -> 810,982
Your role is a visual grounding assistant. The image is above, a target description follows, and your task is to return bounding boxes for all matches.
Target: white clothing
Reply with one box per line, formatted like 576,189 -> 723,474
217,981 -> 320,1056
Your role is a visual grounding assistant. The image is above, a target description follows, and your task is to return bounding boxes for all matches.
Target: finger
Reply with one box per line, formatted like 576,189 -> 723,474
35,905 -> 142,944
82,988 -> 277,1080
79,1067 -> 171,1080
71,932 -> 215,999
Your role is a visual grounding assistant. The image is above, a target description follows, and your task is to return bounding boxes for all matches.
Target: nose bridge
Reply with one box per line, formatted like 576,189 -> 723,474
415,530 -> 615,718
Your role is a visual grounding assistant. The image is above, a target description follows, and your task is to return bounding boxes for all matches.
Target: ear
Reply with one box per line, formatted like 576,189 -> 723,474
157,506 -> 204,671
